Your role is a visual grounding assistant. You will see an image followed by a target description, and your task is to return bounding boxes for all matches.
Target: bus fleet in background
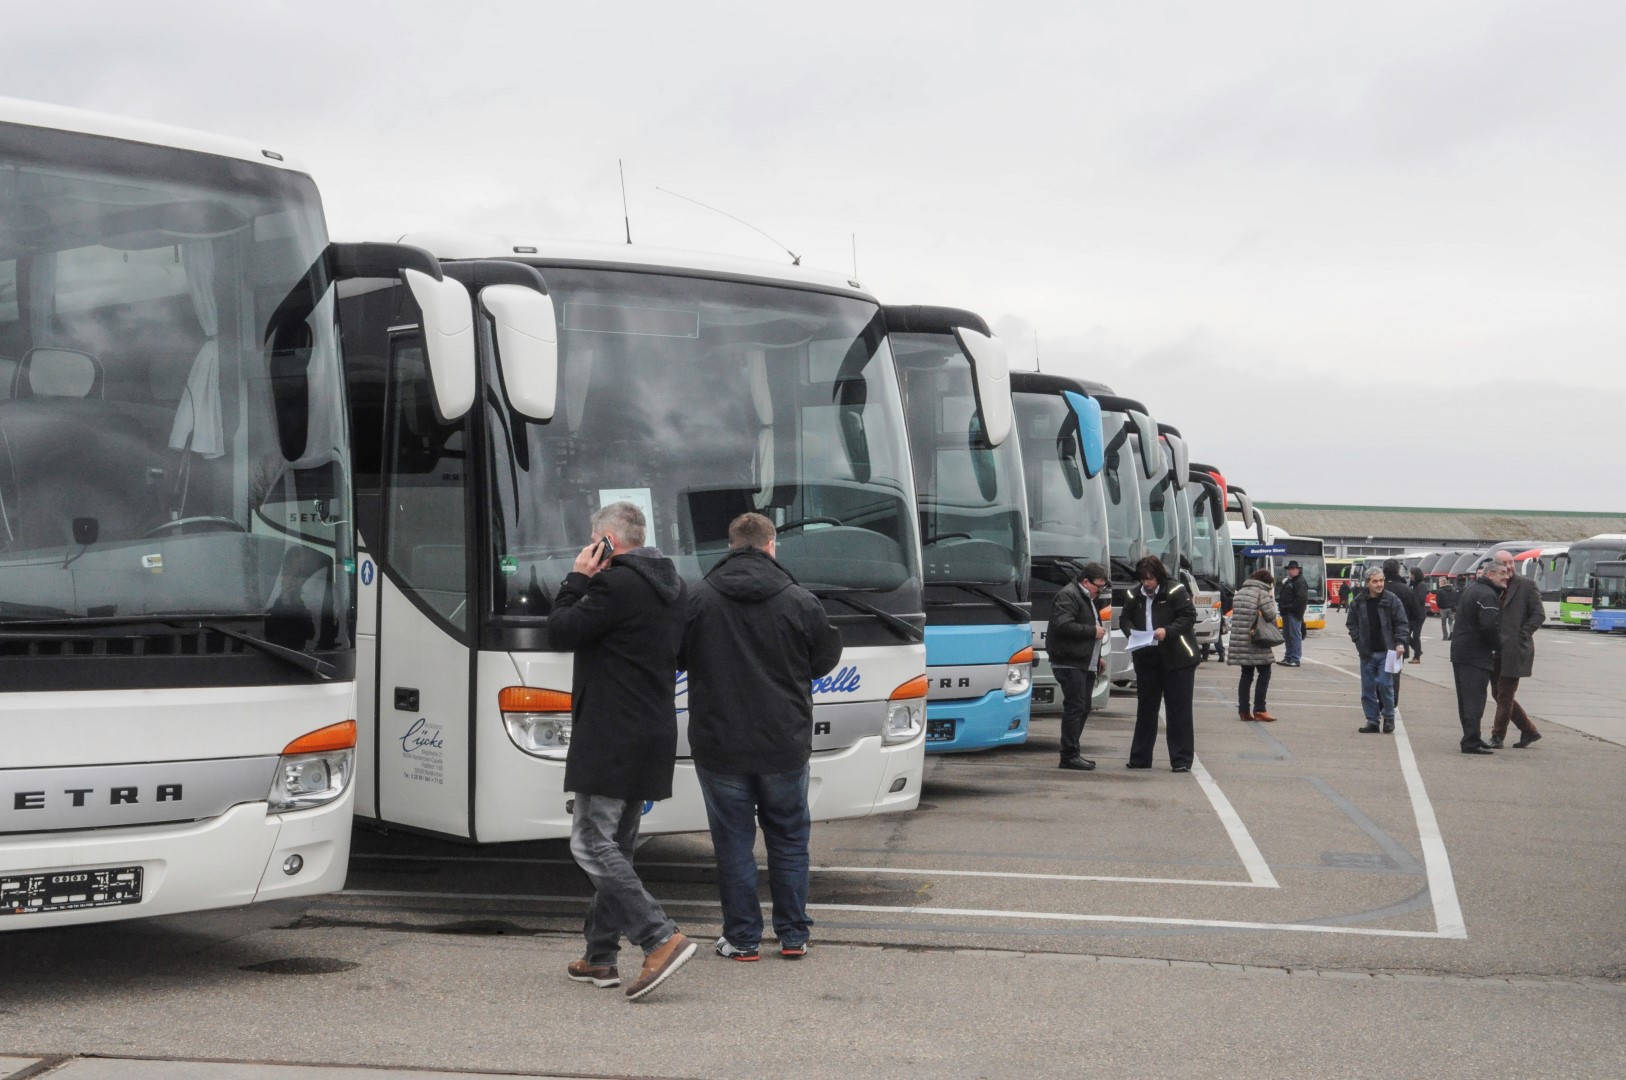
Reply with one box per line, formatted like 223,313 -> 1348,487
5,98 -> 1623,934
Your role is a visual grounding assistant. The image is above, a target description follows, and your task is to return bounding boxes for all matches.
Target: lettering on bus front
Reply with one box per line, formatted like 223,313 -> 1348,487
12,785 -> 184,811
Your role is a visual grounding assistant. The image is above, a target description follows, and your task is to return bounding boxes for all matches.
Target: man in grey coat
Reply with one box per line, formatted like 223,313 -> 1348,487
1489,549 -> 1545,748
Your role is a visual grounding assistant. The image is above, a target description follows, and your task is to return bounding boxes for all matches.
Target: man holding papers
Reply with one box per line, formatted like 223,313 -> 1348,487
1344,567 -> 1410,734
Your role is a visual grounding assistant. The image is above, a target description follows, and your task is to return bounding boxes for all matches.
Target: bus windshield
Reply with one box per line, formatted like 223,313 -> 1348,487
1100,411 -> 1146,580
1189,483 -> 1236,589
483,269 -> 920,611
1137,435 -> 1179,573
1562,542 -> 1626,591
894,332 -> 1028,591
1011,390 -> 1108,570
0,121 -> 350,652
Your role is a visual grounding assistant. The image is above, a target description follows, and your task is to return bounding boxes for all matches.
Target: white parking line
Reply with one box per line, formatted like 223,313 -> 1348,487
1191,757 -> 1279,888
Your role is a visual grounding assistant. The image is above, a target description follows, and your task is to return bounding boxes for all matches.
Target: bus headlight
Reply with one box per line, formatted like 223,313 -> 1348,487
268,720 -> 356,814
884,676 -> 927,745
1005,647 -> 1034,697
500,687 -> 572,759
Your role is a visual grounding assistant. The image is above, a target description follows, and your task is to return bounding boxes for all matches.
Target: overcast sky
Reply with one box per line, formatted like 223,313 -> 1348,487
5,1 -> 1621,511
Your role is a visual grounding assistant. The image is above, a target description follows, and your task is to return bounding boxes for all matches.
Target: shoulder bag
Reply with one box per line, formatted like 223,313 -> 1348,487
1251,597 -> 1285,647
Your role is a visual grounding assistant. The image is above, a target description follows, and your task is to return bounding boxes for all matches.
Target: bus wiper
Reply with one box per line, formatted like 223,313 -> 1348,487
810,589 -> 925,643
0,613 -> 335,680
931,582 -> 1031,622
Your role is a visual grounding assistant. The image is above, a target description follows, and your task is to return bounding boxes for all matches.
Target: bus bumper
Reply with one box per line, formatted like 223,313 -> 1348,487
923,689 -> 1031,753
1,790 -> 353,931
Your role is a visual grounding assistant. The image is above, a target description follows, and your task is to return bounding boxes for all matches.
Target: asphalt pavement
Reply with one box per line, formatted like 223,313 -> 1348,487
3,616 -> 1623,1079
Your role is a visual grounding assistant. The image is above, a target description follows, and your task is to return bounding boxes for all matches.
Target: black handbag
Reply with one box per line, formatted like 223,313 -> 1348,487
1251,606 -> 1285,647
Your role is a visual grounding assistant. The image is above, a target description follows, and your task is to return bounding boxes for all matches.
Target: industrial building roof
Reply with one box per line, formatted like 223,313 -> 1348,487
1255,504 -> 1626,544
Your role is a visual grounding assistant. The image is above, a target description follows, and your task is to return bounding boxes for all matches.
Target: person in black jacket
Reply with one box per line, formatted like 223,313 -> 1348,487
1436,577 -> 1460,640
1047,561 -> 1111,771
549,501 -> 696,1000
1382,559 -> 1425,697
1277,561 -> 1309,667
1118,555 -> 1201,772
682,513 -> 842,961
1451,565 -> 1506,754
1408,567 -> 1430,661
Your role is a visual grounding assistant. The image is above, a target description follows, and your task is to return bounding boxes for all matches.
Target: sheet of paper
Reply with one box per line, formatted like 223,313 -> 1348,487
1127,628 -> 1157,652
1384,650 -> 1404,674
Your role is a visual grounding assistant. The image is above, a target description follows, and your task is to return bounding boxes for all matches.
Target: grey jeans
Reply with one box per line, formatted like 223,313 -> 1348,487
570,793 -> 678,964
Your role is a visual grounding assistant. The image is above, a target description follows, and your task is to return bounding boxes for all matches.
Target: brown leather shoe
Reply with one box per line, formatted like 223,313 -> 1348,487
1252,711 -> 1278,722
625,932 -> 697,1001
567,959 -> 620,988
1238,710 -> 1254,722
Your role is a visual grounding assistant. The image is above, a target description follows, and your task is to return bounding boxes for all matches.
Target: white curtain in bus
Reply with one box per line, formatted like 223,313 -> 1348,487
290,286 -> 342,469
168,240 -> 224,458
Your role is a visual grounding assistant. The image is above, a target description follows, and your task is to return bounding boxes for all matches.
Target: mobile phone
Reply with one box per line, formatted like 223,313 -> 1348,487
595,536 -> 613,563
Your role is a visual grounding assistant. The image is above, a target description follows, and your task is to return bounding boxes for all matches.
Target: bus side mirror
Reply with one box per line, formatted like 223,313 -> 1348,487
403,270 -> 476,421
480,285 -> 559,421
1063,390 -> 1105,478
953,327 -> 1012,447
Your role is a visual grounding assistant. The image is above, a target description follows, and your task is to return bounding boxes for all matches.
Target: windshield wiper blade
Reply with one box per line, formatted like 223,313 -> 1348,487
0,613 -> 336,680
930,582 -> 1031,622
811,590 -> 924,643
172,620 -> 336,680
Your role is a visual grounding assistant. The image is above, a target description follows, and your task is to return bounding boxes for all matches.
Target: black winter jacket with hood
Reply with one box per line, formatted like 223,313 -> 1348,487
550,549 -> 686,801
681,548 -> 843,775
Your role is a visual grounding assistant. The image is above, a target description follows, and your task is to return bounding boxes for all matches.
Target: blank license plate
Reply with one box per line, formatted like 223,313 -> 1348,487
1032,686 -> 1054,704
926,718 -> 959,743
2,866 -> 143,915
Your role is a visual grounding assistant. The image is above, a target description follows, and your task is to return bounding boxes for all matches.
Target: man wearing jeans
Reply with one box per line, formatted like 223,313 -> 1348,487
682,513 -> 842,961
1277,561 -> 1308,667
549,501 -> 696,1001
1345,568 -> 1410,733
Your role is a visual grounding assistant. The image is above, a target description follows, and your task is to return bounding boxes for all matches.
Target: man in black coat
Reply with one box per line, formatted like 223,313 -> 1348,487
1276,561 -> 1309,667
1047,561 -> 1111,771
549,501 -> 696,1000
681,513 -> 842,961
1489,548 -> 1545,749
1119,556 -> 1202,772
1450,565 -> 1506,754
1436,577 -> 1460,640
1382,559 -> 1425,698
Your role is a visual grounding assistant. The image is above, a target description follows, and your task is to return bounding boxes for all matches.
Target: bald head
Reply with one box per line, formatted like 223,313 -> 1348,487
1494,550 -> 1516,572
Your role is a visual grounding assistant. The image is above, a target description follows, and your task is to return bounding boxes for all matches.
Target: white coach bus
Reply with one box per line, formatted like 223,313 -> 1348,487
0,98 -> 471,928
337,232 -> 930,842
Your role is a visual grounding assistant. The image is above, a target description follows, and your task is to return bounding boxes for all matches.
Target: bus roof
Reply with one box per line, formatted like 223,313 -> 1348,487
395,230 -> 874,299
0,95 -> 306,172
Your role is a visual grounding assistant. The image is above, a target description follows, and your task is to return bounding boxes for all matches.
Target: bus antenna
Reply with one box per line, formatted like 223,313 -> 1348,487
619,160 -> 632,245
851,233 -> 858,277
657,187 -> 801,265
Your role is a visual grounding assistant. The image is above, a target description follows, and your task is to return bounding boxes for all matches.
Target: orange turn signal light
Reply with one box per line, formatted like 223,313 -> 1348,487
1008,646 -> 1034,665
282,719 -> 356,755
890,675 -> 929,701
499,686 -> 573,713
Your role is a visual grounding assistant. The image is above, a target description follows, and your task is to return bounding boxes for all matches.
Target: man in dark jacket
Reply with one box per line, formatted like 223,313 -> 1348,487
1382,559 -> 1425,697
1276,561 -> 1309,667
682,513 -> 842,961
1489,549 -> 1545,749
1436,577 -> 1461,640
1119,556 -> 1201,772
1408,567 -> 1430,661
1047,561 -> 1111,771
549,501 -> 696,1000
1450,565 -> 1506,753
1346,568 -> 1409,733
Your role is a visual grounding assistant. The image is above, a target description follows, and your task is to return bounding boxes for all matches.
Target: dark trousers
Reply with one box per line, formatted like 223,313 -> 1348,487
1408,617 -> 1423,659
1491,676 -> 1538,740
1237,662 -> 1272,714
1053,665 -> 1096,759
1439,609 -> 1455,639
695,764 -> 812,949
1452,663 -> 1493,749
1129,648 -> 1196,768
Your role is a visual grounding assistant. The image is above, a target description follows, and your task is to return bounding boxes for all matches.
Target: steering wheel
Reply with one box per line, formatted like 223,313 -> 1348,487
922,532 -> 972,545
144,516 -> 248,538
778,516 -> 842,533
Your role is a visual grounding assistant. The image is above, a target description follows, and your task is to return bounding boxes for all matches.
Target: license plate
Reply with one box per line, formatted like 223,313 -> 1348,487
2,866 -> 143,915
926,718 -> 959,743
1032,686 -> 1054,704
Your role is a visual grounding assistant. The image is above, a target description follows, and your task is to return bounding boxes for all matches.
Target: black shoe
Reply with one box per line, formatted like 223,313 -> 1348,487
1486,737 -> 1504,749
1461,745 -> 1493,755
1358,723 -> 1380,734
1381,719 -> 1395,733
1513,731 -> 1542,748
1171,764 -> 1191,773
1060,756 -> 1096,771
1125,761 -> 1152,770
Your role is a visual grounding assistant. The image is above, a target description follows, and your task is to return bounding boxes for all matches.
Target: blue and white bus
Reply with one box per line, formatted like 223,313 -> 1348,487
889,309 -> 1031,752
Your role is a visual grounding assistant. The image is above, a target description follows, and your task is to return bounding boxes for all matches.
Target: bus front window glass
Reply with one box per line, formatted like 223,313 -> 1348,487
1100,412 -> 1145,576
0,123 -> 351,651
483,270 -> 920,615
1012,392 -> 1109,568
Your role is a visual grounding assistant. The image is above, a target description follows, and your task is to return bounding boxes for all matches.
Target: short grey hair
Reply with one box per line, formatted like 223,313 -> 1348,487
1366,568 -> 1386,582
591,501 -> 646,548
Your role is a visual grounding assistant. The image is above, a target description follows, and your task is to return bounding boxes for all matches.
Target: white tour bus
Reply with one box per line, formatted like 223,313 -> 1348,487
337,232 -> 931,842
0,99 -> 472,927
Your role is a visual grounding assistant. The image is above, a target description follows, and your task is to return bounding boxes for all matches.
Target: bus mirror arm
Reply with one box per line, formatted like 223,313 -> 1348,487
953,327 -> 1012,447
480,285 -> 559,421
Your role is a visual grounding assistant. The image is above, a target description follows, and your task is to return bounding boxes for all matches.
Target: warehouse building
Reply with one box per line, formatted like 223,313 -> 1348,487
1254,504 -> 1626,558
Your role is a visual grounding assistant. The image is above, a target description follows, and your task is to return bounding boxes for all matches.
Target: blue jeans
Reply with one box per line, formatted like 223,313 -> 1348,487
695,764 -> 812,950
570,793 -> 678,965
1358,651 -> 1396,722
1282,613 -> 1304,664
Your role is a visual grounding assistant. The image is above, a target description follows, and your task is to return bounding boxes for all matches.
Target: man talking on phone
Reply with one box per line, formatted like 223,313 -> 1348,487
549,500 -> 696,1001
